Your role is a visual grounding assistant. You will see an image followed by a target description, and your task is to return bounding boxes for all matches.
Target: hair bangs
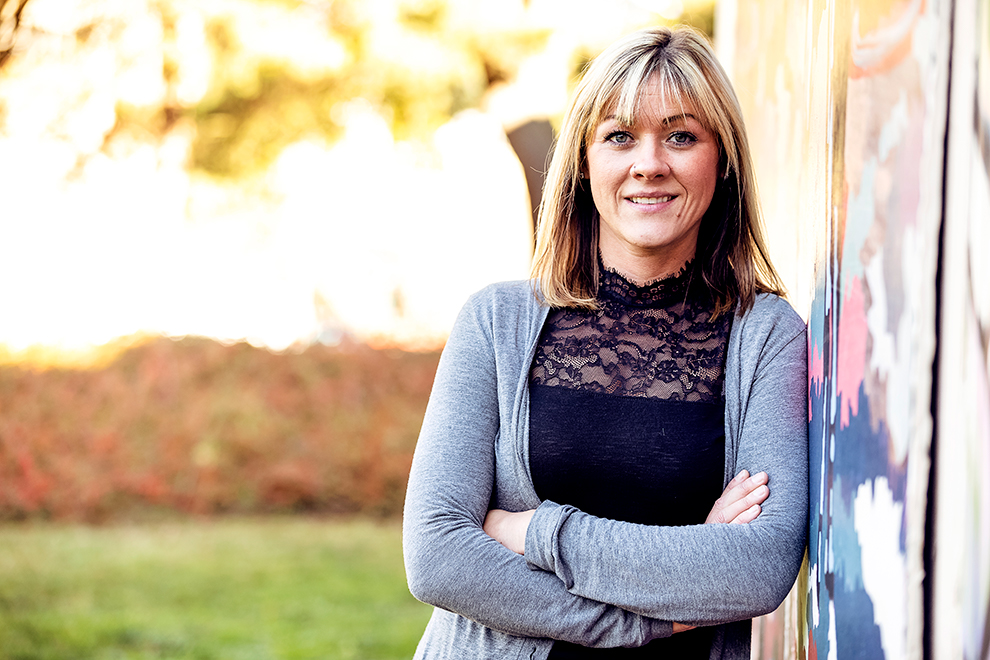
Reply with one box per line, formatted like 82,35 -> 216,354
591,55 -> 719,141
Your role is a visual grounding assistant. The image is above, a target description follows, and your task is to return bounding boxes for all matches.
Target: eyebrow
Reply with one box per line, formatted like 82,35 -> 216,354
603,112 -> 698,126
662,113 -> 696,125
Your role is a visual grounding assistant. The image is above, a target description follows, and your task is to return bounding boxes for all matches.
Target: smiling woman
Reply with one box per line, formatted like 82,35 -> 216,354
403,25 -> 808,660
586,90 -> 721,283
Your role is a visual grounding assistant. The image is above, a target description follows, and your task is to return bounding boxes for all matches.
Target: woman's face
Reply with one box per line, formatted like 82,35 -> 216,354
585,77 -> 720,280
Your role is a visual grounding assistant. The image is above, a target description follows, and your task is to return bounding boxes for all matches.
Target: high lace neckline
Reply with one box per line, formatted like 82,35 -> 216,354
598,258 -> 696,309
531,255 -> 729,401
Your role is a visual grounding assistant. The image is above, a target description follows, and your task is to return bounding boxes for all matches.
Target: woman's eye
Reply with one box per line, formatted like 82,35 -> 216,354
669,131 -> 697,146
604,131 -> 632,145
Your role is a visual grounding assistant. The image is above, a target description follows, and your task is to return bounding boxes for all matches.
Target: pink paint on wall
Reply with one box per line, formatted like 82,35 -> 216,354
809,340 -> 825,420
837,276 -> 868,429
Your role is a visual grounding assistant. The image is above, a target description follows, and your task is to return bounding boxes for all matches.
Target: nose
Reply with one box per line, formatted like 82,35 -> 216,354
630,142 -> 670,179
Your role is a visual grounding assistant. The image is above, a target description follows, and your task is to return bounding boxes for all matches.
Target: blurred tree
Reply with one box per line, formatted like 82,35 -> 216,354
0,0 -> 30,69
5,0 -> 712,179
127,0 -> 552,179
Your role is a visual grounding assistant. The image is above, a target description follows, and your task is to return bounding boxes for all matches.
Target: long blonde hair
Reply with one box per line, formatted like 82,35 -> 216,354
531,26 -> 783,315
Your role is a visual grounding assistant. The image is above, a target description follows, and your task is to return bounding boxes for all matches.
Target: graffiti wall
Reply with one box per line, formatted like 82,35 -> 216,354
931,0 -> 990,657
718,0 -> 989,657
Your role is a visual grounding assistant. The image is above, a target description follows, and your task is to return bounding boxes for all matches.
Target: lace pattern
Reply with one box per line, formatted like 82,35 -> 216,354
530,262 -> 731,402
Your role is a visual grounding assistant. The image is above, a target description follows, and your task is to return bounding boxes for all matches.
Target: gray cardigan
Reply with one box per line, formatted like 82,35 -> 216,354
403,280 -> 808,660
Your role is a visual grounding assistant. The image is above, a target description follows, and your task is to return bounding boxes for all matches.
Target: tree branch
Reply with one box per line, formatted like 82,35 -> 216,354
0,0 -> 31,69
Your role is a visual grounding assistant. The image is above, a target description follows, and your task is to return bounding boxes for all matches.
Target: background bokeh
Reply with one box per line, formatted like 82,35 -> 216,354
0,0 -> 715,359
0,0 -> 716,522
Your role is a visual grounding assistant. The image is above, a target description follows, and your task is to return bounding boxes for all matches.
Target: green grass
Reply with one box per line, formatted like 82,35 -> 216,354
0,517 -> 432,659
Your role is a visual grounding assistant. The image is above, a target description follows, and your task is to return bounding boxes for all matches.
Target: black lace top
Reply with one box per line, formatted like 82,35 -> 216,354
529,261 -> 731,658
530,261 -> 731,402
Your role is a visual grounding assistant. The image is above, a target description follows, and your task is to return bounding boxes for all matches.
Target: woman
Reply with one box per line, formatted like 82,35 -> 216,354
403,25 -> 807,660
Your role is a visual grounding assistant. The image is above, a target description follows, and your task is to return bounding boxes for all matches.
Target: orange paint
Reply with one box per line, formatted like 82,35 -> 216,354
849,0 -> 925,79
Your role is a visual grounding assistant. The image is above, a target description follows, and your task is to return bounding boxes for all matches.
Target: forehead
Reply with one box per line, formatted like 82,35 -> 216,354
595,73 -> 709,131
633,89 -> 698,126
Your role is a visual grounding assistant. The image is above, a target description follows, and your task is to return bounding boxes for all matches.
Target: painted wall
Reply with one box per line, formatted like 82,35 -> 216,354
931,0 -> 990,657
718,0 -> 990,657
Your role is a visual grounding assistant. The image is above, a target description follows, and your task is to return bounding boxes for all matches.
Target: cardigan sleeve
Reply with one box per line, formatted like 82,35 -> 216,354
523,297 -> 808,625
402,286 -> 673,646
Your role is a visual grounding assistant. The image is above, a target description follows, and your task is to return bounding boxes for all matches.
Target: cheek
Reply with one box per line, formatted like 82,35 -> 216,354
587,161 -> 622,204
687,156 -> 720,200
586,152 -> 613,183
588,180 -> 611,217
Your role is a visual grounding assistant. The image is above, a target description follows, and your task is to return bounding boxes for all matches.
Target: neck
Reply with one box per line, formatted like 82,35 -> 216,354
597,230 -> 698,285
599,250 -> 693,286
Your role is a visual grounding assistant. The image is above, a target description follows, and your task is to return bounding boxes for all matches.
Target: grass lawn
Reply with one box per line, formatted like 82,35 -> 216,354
0,517 -> 432,659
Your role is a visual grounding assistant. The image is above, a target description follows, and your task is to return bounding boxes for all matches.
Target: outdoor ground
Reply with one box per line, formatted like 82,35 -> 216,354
0,517 -> 430,659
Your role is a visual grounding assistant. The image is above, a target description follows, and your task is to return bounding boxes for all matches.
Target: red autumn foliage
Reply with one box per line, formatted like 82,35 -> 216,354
0,336 -> 440,521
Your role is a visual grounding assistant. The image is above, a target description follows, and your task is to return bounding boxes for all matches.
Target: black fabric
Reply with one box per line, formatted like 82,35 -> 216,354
531,262 -> 731,402
528,261 -> 729,658
547,628 -> 717,659
529,385 -> 725,527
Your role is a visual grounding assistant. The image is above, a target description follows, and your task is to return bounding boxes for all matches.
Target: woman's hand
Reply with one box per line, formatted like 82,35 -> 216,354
483,508 -> 536,555
670,471 -> 768,634
484,471 -> 766,556
705,469 -> 769,525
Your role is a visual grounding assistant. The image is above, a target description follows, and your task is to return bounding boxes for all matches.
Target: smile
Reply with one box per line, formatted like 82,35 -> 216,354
628,195 -> 675,204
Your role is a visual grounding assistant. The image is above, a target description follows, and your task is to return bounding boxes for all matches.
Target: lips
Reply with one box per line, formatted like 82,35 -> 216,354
627,195 -> 675,204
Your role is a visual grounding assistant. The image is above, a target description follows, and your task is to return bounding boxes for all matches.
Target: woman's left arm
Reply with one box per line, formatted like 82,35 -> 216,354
520,301 -> 808,626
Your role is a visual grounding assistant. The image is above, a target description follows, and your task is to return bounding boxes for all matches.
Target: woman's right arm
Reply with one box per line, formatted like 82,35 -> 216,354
402,288 -> 671,647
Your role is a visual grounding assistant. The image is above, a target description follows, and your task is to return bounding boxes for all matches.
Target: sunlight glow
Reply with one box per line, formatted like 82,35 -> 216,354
0,0 -> 711,362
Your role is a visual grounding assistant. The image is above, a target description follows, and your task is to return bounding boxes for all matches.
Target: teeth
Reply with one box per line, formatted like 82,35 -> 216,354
629,196 -> 673,204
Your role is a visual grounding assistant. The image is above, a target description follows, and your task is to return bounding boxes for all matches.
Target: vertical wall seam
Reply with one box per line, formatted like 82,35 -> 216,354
922,1 -> 957,659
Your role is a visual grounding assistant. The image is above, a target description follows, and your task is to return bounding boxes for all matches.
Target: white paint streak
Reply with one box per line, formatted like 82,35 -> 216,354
811,560 -> 820,628
878,92 -> 909,163
827,597 -> 838,660
854,477 -> 908,660
863,242 -> 912,463
892,225 -> 924,462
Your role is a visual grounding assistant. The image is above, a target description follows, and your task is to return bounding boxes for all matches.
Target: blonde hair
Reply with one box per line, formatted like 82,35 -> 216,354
531,25 -> 783,315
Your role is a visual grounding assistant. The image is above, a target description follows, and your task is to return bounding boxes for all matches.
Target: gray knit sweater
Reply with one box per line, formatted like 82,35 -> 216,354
402,280 -> 808,660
